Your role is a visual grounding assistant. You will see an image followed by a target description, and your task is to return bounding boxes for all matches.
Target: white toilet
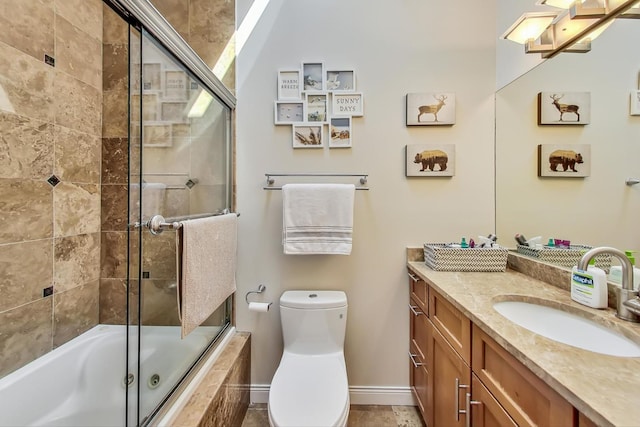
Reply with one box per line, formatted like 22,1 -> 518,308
268,290 -> 349,427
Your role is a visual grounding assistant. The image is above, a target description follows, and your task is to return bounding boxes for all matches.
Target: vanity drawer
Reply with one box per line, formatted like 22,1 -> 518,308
471,324 -> 575,426
409,297 -> 429,362
429,287 -> 471,364
408,268 -> 428,314
409,341 -> 429,418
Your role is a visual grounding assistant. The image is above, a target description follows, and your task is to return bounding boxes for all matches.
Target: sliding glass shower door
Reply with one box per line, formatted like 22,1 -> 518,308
127,28 -> 233,426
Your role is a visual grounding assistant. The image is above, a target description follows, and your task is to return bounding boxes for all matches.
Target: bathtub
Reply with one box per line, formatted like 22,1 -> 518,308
0,324 -> 226,427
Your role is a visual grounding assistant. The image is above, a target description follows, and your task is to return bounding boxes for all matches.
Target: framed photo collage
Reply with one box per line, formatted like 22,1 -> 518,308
275,62 -> 363,149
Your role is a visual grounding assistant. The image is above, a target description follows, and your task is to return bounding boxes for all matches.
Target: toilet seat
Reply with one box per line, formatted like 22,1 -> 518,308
268,352 -> 349,427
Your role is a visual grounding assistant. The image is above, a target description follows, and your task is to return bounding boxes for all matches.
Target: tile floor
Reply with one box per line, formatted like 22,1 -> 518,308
241,404 -> 425,427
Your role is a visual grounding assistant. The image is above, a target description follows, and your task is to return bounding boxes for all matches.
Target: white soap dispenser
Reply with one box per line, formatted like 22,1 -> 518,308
571,259 -> 608,309
608,250 -> 640,291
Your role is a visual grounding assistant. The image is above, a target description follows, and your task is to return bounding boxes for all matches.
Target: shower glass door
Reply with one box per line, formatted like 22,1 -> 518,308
127,28 -> 233,426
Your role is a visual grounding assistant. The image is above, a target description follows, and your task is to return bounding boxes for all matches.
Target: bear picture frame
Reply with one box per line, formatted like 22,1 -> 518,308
405,144 -> 455,177
537,144 -> 591,177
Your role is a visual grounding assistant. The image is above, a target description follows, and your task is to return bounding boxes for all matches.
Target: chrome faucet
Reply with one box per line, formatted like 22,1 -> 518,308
578,247 -> 640,322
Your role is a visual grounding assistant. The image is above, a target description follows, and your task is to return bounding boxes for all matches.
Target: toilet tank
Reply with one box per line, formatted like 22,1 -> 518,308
279,291 -> 348,355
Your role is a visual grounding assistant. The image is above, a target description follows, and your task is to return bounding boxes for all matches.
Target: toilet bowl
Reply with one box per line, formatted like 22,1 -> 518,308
268,290 -> 349,427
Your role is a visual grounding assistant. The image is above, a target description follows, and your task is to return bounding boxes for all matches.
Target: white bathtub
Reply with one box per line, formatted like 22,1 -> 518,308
0,324 -> 224,427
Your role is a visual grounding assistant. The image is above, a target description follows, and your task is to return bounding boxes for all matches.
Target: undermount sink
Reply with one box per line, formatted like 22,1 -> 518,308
493,299 -> 640,358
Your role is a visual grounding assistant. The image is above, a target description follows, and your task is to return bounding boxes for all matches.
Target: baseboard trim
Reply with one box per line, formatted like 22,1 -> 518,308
250,384 -> 416,406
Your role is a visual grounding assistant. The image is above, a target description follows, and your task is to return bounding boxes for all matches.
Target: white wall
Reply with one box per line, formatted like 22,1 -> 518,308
236,0 -> 497,400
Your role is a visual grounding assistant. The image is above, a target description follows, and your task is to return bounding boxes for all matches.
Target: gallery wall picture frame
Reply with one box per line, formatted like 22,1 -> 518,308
331,92 -> 364,117
538,92 -> 590,125
164,70 -> 188,100
302,62 -> 325,91
274,101 -> 305,125
329,117 -> 352,148
277,69 -> 302,100
630,90 -> 640,116
292,123 -> 324,148
161,101 -> 188,122
326,70 -> 356,92
143,123 -> 173,148
537,144 -> 591,177
406,93 -> 455,126
405,144 -> 455,177
131,93 -> 160,122
305,92 -> 329,123
142,63 -> 162,91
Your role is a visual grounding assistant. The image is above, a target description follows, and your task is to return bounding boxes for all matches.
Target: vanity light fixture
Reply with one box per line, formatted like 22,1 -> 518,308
503,0 -> 640,58
501,12 -> 559,44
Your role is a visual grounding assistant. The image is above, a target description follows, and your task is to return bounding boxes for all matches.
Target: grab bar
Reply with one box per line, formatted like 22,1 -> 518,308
263,173 -> 369,190
134,210 -> 239,235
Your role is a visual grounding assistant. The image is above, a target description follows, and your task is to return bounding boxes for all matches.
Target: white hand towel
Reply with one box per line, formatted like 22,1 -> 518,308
176,213 -> 237,338
282,183 -> 355,255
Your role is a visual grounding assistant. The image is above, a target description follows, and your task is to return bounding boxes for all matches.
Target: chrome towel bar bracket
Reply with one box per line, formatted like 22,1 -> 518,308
133,210 -> 239,235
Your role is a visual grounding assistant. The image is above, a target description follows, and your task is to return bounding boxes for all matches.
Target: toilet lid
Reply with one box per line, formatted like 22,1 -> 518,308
269,353 -> 349,427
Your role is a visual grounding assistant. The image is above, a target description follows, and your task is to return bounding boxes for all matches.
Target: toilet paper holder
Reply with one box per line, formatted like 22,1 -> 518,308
245,284 -> 267,304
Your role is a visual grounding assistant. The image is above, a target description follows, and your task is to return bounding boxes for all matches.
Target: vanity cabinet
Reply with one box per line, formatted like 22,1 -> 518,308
407,266 -> 580,427
472,324 -> 574,426
408,272 -> 429,419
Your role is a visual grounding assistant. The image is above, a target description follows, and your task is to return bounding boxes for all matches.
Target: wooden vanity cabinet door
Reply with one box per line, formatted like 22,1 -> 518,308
409,297 -> 430,419
471,324 -> 575,427
429,286 -> 471,364
408,268 -> 428,314
429,323 -> 471,427
470,374 -> 517,427
578,412 -> 598,427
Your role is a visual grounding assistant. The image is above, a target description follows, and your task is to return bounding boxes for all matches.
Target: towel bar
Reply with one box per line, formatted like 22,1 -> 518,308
263,173 -> 369,190
133,210 -> 240,235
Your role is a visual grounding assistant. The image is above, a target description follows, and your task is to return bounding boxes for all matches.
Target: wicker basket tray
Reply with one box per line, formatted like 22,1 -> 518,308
516,244 -> 612,272
423,243 -> 509,272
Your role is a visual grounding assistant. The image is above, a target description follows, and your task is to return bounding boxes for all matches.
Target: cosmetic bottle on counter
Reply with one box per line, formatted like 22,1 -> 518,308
571,260 -> 608,309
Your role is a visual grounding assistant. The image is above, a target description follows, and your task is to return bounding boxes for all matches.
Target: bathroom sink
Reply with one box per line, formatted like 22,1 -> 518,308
493,299 -> 640,357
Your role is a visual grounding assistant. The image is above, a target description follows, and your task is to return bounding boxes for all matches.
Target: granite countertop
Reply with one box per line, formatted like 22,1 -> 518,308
407,251 -> 640,427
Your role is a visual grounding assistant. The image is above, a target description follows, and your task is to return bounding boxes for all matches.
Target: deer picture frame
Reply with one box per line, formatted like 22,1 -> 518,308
406,93 -> 456,126
538,92 -> 591,125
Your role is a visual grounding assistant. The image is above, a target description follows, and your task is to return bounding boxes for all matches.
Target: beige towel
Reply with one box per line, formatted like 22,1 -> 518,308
282,183 -> 355,255
176,213 -> 237,338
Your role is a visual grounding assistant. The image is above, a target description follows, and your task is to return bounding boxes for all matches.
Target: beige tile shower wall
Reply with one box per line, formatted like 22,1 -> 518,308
151,0 -> 236,93
100,4 -> 131,326
0,0 -> 102,378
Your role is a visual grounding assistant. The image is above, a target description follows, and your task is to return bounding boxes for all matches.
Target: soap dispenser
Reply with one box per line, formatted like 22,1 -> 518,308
608,250 -> 640,291
571,259 -> 608,309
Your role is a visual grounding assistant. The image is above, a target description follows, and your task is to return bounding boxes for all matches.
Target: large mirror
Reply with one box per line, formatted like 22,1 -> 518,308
495,3 -> 640,255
